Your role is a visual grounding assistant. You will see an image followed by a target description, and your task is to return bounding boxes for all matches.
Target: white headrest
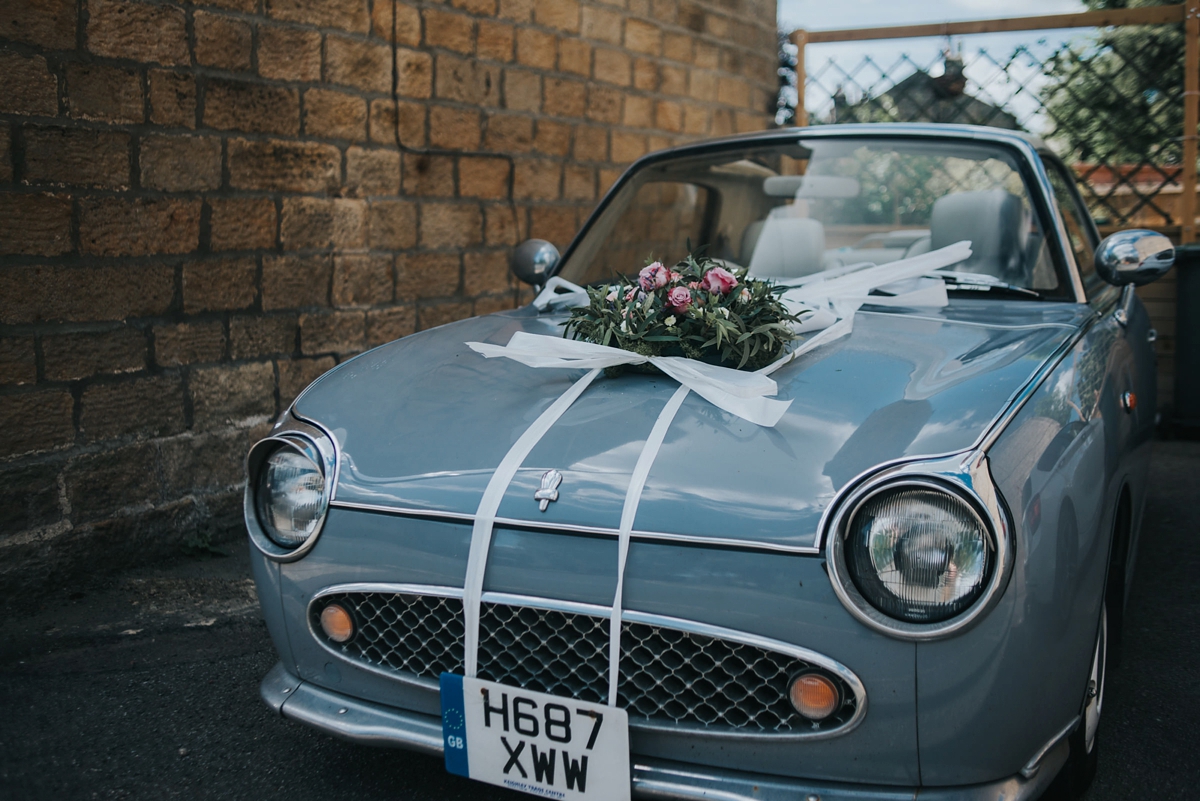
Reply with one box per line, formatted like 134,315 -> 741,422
747,217 -> 826,279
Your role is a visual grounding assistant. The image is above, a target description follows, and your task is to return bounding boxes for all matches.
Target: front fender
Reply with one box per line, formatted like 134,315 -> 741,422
915,319 -> 1140,784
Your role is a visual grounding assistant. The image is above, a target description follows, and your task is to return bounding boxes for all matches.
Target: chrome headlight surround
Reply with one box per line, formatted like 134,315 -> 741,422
824,452 -> 1014,641
244,417 -> 337,562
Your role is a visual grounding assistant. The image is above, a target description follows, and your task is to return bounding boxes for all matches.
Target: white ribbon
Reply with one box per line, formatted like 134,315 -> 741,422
533,276 -> 590,311
470,332 -> 794,428
461,368 -> 603,678
779,240 -> 971,322
607,384 -> 691,705
459,240 -> 974,687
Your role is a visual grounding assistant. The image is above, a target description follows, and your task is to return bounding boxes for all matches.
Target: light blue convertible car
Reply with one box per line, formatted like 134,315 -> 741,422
245,124 -> 1173,800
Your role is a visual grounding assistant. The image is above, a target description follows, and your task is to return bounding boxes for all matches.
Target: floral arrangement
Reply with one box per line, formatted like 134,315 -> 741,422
563,253 -> 801,372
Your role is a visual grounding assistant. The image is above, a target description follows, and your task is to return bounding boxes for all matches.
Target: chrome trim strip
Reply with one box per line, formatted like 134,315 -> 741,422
287,411 -> 344,503
1021,716 -> 1079,779
305,587 -> 867,741
631,529 -> 820,554
328,500 -> 477,523
480,591 -> 612,618
1031,153 -> 1088,304
811,449 -> 969,550
328,500 -> 821,555
312,582 -> 464,601
823,456 -> 1015,641
497,516 -> 621,536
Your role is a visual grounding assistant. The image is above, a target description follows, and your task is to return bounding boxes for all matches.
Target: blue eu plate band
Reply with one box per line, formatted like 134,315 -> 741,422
440,673 -> 470,777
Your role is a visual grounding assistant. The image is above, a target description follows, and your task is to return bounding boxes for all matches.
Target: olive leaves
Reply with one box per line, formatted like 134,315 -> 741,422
563,252 -> 801,372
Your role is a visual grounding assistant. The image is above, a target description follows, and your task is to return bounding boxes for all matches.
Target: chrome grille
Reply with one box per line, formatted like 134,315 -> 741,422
313,591 -> 858,733
478,603 -> 611,703
324,591 -> 464,678
621,621 -> 857,730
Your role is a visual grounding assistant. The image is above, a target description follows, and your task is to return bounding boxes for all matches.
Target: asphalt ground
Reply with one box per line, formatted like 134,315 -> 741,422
2,442 -> 1198,800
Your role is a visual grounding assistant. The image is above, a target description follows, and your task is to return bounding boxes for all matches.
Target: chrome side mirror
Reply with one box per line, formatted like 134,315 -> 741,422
510,239 -> 560,286
1095,229 -> 1174,286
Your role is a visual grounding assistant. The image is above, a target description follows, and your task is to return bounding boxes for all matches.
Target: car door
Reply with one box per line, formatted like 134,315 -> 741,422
1041,153 -> 1153,618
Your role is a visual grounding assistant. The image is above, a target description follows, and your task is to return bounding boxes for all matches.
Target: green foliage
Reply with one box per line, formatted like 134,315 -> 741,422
1040,0 -> 1184,166
562,253 -> 801,373
811,150 -> 945,227
808,148 -> 1022,228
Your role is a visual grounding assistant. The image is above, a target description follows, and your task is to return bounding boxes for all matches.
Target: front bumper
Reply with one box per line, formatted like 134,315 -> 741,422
262,662 -> 1067,801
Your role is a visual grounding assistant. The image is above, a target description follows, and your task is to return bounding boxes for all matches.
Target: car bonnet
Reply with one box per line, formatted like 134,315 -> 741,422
293,302 -> 1089,550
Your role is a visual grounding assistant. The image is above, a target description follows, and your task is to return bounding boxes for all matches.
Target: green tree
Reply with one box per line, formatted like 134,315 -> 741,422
1040,0 -> 1184,166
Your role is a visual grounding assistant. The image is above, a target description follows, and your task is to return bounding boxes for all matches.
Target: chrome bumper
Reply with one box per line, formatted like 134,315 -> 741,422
262,662 -> 1066,801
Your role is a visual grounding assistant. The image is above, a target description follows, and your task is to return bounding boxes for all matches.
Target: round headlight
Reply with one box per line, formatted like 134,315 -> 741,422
255,445 -> 327,548
843,487 -> 992,623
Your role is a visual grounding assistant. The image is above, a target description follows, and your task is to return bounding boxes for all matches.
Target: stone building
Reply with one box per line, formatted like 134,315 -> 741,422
0,0 -> 779,596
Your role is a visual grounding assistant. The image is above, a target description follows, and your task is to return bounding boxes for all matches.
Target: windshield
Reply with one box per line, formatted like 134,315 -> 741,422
557,137 -> 1067,298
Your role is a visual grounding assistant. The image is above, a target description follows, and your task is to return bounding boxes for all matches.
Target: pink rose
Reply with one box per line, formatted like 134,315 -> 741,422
666,286 -> 692,313
624,286 -> 640,302
701,267 -> 738,295
669,271 -> 683,284
688,281 -> 701,290
638,262 -> 670,291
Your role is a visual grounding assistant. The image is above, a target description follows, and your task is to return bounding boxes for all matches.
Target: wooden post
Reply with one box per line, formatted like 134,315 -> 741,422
804,5 -> 1183,43
1183,1 -> 1199,243
794,29 -> 808,128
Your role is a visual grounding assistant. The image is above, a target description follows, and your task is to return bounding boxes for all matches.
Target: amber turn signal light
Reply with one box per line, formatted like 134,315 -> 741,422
320,603 -> 355,643
789,673 -> 840,720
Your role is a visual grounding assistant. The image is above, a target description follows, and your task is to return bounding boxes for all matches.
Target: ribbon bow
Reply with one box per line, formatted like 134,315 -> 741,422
458,240 -> 975,686
469,331 -> 795,427
467,241 -> 975,429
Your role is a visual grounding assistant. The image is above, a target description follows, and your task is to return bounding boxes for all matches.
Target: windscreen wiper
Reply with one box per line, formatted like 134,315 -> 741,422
932,272 -> 1042,299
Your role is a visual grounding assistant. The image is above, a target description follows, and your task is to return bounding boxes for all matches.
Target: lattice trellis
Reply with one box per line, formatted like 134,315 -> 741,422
795,28 -> 1187,233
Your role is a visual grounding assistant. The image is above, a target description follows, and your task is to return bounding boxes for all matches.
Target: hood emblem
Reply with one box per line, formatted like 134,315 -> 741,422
535,470 -> 562,512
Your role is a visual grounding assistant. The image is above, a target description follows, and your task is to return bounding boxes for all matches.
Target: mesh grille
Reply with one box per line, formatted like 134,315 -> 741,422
326,592 -> 465,678
313,592 -> 857,733
478,603 -> 612,703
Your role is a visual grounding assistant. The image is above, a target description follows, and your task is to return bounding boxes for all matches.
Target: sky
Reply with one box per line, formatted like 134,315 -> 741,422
776,0 -> 1095,131
777,0 -> 1088,31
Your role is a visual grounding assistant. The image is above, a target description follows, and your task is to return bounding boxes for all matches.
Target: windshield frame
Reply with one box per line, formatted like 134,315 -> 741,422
549,126 -> 1085,304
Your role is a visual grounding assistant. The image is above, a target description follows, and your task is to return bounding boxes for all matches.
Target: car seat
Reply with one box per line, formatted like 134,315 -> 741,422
745,210 -> 826,278
930,189 -> 1029,282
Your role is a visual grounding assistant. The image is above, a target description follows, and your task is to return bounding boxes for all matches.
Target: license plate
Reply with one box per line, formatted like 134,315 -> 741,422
440,673 -> 630,801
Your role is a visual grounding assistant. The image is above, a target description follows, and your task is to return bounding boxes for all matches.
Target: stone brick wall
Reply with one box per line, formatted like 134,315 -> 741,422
0,0 -> 778,595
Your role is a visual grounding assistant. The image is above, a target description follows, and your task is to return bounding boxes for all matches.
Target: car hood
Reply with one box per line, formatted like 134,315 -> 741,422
294,302 -> 1089,549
